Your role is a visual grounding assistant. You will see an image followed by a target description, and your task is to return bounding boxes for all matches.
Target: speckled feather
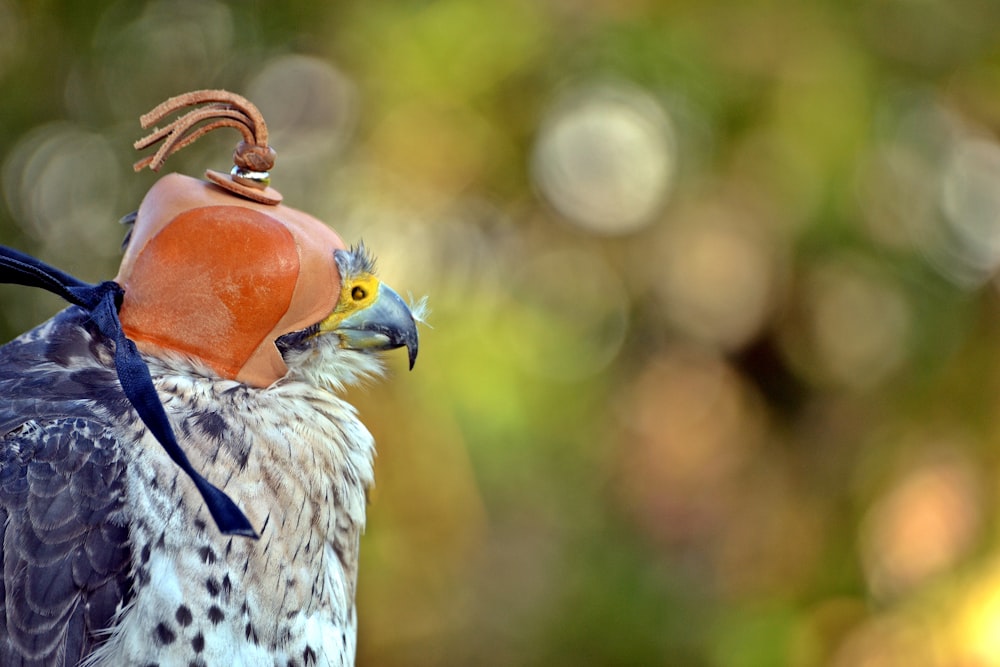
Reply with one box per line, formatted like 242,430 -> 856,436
0,301 -> 382,666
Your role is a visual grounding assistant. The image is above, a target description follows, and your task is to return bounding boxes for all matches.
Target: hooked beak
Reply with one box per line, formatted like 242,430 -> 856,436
335,283 -> 419,369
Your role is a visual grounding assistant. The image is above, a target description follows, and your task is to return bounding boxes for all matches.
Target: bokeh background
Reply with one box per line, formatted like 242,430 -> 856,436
2,0 -> 1000,664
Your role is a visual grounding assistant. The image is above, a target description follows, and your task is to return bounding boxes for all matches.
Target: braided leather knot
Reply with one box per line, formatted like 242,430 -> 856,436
133,89 -> 283,205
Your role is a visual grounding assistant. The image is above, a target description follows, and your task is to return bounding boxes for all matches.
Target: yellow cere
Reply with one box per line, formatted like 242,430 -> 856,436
318,273 -> 381,332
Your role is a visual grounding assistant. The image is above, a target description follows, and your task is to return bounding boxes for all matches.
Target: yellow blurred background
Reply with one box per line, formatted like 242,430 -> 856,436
2,0 -> 1000,664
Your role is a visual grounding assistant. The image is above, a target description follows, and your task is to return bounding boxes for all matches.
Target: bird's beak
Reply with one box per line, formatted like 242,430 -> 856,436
334,283 -> 419,369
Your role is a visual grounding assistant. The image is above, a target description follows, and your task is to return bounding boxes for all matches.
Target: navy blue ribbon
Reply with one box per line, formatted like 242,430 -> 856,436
0,245 -> 257,538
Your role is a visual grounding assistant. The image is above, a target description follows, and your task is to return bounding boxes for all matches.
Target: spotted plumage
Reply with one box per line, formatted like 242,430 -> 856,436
0,241 -> 420,666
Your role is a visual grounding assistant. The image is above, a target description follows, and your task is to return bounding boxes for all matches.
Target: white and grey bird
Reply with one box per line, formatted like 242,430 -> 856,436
0,90 -> 420,667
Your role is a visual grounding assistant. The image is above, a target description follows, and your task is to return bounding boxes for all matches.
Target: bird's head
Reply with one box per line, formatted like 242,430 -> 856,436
275,243 -> 422,390
116,173 -> 419,389
76,89 -> 423,537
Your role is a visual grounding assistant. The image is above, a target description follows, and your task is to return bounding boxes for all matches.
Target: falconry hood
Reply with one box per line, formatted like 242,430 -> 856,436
117,89 -> 346,387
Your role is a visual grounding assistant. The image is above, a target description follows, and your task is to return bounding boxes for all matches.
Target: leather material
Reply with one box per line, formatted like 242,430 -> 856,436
117,173 -> 345,387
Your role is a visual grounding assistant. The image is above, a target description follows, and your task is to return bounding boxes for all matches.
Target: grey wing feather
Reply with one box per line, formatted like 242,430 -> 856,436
0,307 -> 134,666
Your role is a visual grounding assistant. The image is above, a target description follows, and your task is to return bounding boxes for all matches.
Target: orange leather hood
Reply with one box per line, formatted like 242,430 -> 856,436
116,173 -> 345,387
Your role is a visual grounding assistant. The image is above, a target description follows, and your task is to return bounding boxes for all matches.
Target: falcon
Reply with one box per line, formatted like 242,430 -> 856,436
0,91 -> 420,666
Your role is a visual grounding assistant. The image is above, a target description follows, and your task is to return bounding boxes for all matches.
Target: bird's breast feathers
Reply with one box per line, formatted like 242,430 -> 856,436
82,364 -> 375,667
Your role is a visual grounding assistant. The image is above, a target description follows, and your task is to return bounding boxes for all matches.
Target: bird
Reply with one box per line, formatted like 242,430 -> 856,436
0,90 -> 421,666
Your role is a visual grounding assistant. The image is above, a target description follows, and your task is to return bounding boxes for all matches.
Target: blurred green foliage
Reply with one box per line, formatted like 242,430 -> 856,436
3,0 -> 1000,665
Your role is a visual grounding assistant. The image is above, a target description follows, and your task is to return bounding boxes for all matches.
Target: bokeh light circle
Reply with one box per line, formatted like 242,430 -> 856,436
940,137 -> 1000,282
779,256 -> 912,389
247,55 -> 358,160
1,122 -> 121,268
651,203 -> 780,350
860,453 -> 981,598
531,81 -> 676,235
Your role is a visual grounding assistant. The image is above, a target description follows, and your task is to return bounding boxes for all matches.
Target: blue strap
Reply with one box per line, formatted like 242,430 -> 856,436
0,246 -> 257,538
